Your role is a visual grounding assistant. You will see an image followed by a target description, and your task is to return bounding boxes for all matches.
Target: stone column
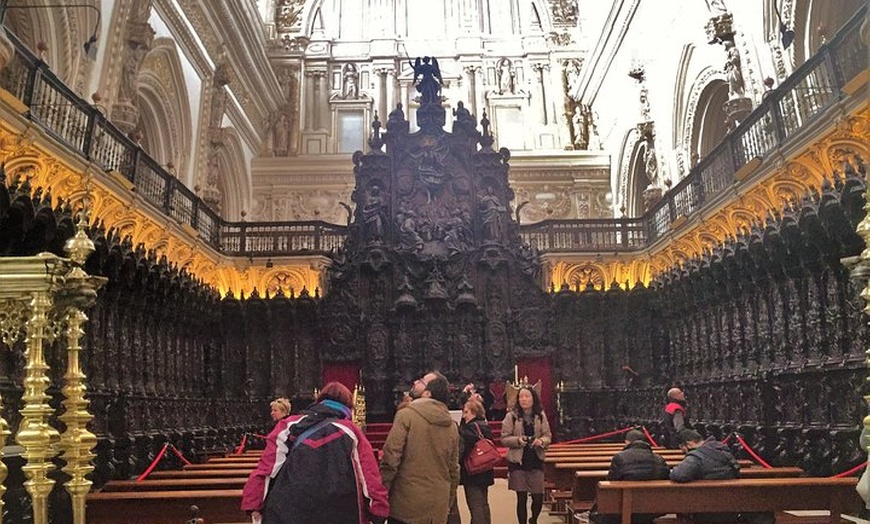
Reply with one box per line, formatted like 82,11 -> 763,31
316,71 -> 329,130
532,63 -> 550,125
377,68 -> 389,120
304,70 -> 316,131
463,65 -> 481,116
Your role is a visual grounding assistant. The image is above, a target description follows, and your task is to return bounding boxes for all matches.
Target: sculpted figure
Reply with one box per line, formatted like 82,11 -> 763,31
410,56 -> 443,103
479,187 -> 506,241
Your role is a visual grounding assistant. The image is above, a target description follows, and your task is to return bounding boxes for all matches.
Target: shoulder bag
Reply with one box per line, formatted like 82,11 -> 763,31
463,423 -> 501,475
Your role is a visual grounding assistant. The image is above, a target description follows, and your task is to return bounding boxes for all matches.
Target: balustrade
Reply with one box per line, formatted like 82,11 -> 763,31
0,7 -> 863,257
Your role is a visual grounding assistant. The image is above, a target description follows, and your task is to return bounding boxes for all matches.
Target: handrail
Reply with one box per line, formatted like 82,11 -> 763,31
0,4 -> 864,257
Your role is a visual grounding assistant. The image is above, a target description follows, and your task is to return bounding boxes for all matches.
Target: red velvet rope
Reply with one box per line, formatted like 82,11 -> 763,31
721,433 -> 732,445
641,426 -> 659,447
169,444 -> 192,466
136,443 -> 170,482
551,426 -> 634,446
830,461 -> 868,478
733,434 -> 772,469
235,434 -> 248,455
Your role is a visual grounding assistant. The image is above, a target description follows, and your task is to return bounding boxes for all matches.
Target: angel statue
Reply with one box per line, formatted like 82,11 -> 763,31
410,56 -> 443,104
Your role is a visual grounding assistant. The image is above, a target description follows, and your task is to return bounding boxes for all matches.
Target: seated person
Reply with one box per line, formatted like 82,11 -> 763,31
670,429 -> 742,523
591,429 -> 670,524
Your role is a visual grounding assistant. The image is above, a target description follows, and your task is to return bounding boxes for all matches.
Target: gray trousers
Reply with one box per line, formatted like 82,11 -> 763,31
463,484 -> 491,524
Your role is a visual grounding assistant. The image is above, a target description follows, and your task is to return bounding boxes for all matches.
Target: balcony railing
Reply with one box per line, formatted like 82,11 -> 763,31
0,5 -> 864,257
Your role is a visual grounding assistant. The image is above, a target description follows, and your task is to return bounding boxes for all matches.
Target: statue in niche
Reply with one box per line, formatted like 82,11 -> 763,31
410,139 -> 449,202
362,185 -> 386,242
118,45 -> 147,103
342,63 -> 359,99
410,56 -> 443,104
519,242 -> 540,278
497,58 -> 515,95
444,208 -> 472,255
273,112 -> 290,156
453,101 -> 476,130
644,144 -> 658,181
723,41 -> 745,97
479,187 -> 506,242
396,209 -> 424,252
425,266 -> 448,300
571,104 -> 589,149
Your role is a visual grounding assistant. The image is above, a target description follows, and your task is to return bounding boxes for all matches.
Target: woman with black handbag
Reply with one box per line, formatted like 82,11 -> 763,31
459,398 -> 494,524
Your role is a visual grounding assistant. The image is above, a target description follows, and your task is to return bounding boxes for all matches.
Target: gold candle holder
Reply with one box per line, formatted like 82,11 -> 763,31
58,308 -> 96,524
17,291 -> 60,524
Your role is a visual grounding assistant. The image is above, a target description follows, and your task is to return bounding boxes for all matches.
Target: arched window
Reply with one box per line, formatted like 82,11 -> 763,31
689,79 -> 729,166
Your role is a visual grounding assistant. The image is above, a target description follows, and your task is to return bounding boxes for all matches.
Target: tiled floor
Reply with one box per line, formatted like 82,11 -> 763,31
455,478 -> 565,524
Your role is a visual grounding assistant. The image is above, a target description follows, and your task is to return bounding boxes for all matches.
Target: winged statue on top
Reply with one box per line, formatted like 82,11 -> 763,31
410,56 -> 443,104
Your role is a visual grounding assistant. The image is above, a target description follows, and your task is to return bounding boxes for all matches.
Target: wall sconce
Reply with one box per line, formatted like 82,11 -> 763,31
0,2 -> 101,61
773,1 -> 795,49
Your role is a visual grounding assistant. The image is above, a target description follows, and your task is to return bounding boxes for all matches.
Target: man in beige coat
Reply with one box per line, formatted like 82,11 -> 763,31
380,371 -> 460,524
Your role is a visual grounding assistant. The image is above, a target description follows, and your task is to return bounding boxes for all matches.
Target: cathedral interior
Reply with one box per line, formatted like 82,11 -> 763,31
0,0 -> 867,522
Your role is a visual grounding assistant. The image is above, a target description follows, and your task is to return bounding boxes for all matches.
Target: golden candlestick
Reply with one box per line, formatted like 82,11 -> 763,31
55,213 -> 105,524
17,291 -> 60,524
58,308 -> 96,524
855,175 -> 870,463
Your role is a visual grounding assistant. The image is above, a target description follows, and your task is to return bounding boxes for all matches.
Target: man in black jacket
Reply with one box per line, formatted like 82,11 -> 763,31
669,429 -> 739,482
592,430 -> 670,524
670,429 -> 742,523
609,430 -> 670,482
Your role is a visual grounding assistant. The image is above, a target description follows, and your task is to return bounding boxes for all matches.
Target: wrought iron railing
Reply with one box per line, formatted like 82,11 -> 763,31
0,5 -> 864,256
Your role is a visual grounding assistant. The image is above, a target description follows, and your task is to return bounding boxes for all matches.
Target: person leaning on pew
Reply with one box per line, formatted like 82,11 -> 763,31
589,429 -> 670,524
670,429 -> 773,524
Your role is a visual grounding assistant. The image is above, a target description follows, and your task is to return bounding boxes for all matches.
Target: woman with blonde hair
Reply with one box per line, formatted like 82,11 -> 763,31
270,397 -> 291,421
459,398 -> 494,524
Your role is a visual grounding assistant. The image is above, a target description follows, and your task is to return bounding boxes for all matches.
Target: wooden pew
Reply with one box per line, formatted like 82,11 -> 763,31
149,469 -> 253,479
87,489 -> 247,524
206,456 -> 261,464
183,462 -> 256,470
595,477 -> 861,524
572,467 -> 806,506
101,477 -> 248,491
547,458 -> 755,492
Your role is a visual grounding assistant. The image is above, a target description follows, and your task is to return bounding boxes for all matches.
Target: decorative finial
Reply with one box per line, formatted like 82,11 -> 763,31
65,207 -> 95,266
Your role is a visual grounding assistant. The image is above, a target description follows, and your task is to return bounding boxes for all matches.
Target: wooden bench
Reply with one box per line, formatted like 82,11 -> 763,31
101,477 -> 248,491
183,462 -> 256,470
571,467 -> 806,505
87,489 -> 247,524
595,477 -> 861,524
149,469 -> 253,479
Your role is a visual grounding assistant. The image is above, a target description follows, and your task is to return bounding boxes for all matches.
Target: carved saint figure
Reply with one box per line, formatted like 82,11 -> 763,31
497,58 -> 515,94
273,113 -> 289,156
410,56 -> 443,103
571,105 -> 589,150
397,210 -> 424,251
479,187 -> 506,241
342,63 -> 359,99
724,41 -> 745,97
118,45 -> 147,103
362,185 -> 386,241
